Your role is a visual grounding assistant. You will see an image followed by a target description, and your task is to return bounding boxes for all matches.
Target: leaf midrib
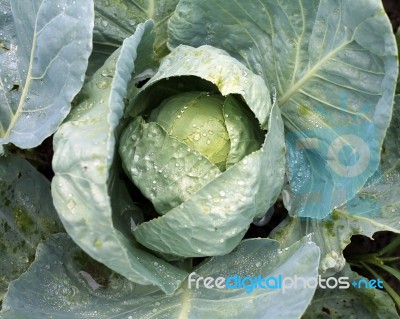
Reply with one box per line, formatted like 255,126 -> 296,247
277,38 -> 353,107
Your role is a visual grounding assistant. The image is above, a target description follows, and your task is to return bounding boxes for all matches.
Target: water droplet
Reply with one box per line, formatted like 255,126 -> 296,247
219,191 -> 226,197
192,124 -> 197,128
206,139 -> 211,145
99,99 -> 104,103
101,69 -> 111,77
153,262 -> 158,266
96,80 -> 108,89
67,199 -> 76,209
255,261 -> 262,267
45,264 -> 50,270
130,167 -> 139,176
101,20 -> 108,27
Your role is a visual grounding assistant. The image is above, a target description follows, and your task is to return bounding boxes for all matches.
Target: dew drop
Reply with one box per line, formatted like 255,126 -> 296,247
255,261 -> 262,267
96,80 -> 108,89
67,199 -> 76,210
130,167 -> 139,176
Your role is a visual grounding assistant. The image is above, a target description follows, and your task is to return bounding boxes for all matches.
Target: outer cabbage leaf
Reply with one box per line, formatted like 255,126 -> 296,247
52,21 -> 187,295
126,45 -> 285,257
0,156 -> 63,299
168,0 -> 398,219
0,234 -> 320,319
270,96 -> 400,275
0,0 -> 93,148
302,264 -> 399,319
88,0 -> 179,75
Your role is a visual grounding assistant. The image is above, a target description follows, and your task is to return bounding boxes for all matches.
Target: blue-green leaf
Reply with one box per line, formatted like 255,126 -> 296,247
302,264 -> 399,319
52,21 -> 187,294
169,0 -> 398,219
89,0 -> 179,75
270,96 -> 400,275
0,0 -> 93,148
0,234 -> 320,319
0,155 -> 63,299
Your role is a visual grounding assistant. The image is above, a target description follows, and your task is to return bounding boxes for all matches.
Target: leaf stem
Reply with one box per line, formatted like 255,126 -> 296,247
360,262 -> 400,310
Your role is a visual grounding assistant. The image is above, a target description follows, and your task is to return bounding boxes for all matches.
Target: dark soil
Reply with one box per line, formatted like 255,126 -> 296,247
383,0 -> 400,32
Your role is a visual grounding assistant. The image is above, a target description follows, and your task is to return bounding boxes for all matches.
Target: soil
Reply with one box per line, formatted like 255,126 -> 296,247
383,0 -> 400,32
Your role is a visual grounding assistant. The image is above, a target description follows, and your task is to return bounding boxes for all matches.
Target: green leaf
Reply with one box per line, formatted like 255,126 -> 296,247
302,264 -> 400,319
133,102 -> 285,257
381,95 -> 400,171
52,21 -> 187,294
270,201 -> 400,276
270,95 -> 400,276
169,0 -> 398,219
124,45 -> 285,257
128,45 -> 272,128
0,234 -> 320,319
89,0 -> 179,75
0,156 -> 63,299
120,116 -> 221,215
0,0 -> 93,148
